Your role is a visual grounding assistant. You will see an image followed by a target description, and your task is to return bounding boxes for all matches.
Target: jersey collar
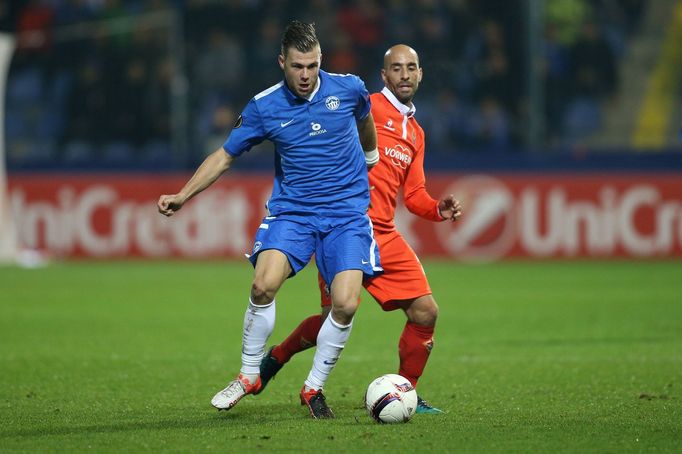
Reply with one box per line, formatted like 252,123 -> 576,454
305,76 -> 321,101
381,86 -> 416,118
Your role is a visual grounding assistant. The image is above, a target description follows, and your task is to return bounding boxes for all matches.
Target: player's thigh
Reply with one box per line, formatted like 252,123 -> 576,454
316,214 -> 380,286
364,231 -> 432,310
328,269 -> 363,323
253,249 -> 293,295
249,215 -> 316,277
329,269 -> 364,306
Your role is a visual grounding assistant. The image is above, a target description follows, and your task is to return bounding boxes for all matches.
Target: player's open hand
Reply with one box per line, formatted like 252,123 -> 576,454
157,194 -> 185,217
438,195 -> 462,221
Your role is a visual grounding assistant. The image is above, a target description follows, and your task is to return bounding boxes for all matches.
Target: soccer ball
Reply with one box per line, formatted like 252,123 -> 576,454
365,374 -> 417,423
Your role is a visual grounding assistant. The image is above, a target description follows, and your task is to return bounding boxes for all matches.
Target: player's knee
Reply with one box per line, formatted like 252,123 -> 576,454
330,287 -> 360,309
250,278 -> 275,305
330,297 -> 358,325
423,300 -> 439,325
408,296 -> 439,326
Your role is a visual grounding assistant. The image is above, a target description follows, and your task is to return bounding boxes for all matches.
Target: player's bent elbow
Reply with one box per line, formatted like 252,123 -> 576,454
214,148 -> 234,172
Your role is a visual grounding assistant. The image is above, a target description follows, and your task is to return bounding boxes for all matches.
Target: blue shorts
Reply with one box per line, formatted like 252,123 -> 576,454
248,213 -> 382,285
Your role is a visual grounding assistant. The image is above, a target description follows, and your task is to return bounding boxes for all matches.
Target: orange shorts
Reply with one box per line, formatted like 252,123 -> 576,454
318,230 -> 431,311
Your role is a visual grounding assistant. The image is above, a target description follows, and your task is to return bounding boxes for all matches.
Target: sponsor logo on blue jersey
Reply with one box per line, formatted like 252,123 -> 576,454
309,122 -> 327,136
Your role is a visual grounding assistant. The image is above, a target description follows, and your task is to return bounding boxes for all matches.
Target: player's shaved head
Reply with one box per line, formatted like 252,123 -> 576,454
383,45 -> 420,70
381,44 -> 423,106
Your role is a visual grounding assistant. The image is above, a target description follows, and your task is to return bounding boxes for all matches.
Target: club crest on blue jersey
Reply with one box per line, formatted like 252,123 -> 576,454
325,96 -> 340,110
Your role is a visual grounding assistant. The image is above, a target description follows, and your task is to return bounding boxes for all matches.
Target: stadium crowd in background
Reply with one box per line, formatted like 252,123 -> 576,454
2,0 -> 645,168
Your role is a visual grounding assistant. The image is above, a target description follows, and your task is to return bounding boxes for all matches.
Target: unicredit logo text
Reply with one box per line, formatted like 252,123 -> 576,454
433,175 -> 682,261
10,186 -> 254,257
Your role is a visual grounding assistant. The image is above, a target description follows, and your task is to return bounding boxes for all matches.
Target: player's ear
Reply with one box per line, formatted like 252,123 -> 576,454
380,68 -> 387,84
418,67 -> 423,83
278,54 -> 285,70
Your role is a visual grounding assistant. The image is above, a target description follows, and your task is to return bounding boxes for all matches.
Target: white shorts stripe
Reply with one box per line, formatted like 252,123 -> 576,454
367,215 -> 383,271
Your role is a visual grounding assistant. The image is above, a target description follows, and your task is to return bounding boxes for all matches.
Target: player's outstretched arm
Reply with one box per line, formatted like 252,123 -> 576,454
157,148 -> 235,217
357,113 -> 379,168
438,195 -> 463,221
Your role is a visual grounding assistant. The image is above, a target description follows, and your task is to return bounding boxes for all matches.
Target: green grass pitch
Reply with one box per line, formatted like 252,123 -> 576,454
1,260 -> 680,452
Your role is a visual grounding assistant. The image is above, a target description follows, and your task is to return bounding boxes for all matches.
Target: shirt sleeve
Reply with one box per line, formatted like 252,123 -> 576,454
223,98 -> 266,157
353,76 -> 372,121
403,137 -> 443,222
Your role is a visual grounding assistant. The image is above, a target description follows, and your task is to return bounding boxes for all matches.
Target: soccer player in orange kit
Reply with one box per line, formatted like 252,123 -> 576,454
257,44 -> 462,414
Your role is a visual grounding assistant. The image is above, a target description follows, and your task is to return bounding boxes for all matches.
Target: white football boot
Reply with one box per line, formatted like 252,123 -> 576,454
211,374 -> 262,410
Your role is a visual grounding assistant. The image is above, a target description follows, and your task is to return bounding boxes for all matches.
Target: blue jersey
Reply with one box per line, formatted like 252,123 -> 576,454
223,70 -> 372,216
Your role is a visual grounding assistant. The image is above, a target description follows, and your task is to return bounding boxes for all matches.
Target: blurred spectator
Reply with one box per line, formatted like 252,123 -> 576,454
248,16 -> 281,87
194,28 -> 245,99
541,23 -> 572,143
460,20 -> 514,110
336,0 -> 384,70
197,101 -> 237,154
64,58 -> 108,147
382,0 -> 415,45
325,31 -> 358,75
16,0 -> 54,53
569,21 -> 617,99
556,20 -> 616,142
0,1 -> 19,32
545,0 -> 591,46
419,89 -> 470,154
110,57 -> 150,146
468,97 -> 511,150
148,56 -> 172,143
414,7 -> 454,93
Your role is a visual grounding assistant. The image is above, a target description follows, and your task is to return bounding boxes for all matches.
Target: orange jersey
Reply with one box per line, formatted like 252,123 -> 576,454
368,88 -> 442,233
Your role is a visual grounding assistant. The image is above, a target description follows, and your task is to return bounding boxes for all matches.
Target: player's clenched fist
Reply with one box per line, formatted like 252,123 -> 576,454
157,194 -> 186,217
437,195 -> 463,221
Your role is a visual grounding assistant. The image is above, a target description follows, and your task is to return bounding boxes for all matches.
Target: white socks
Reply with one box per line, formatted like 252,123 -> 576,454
240,298 -> 276,377
304,315 -> 353,390
237,298 -> 352,391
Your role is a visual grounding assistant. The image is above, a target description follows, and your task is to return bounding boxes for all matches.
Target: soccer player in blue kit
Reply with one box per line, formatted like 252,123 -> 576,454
157,21 -> 381,419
